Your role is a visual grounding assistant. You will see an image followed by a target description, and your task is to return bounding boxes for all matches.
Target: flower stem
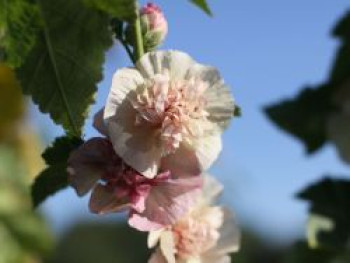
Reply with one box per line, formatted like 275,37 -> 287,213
132,1 -> 144,62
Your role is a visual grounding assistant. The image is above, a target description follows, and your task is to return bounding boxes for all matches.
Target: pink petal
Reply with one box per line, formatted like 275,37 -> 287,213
128,176 -> 203,231
130,184 -> 152,213
89,184 -> 130,214
68,138 -> 119,196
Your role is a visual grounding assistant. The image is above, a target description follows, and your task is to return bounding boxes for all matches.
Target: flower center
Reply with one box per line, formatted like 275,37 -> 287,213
131,75 -> 209,155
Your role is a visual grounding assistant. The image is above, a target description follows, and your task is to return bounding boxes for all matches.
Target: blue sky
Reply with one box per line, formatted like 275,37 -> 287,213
37,0 -> 350,245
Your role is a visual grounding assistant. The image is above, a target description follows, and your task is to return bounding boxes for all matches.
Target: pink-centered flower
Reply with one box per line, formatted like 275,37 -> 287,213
148,176 -> 240,263
103,50 -> 236,178
67,137 -> 202,231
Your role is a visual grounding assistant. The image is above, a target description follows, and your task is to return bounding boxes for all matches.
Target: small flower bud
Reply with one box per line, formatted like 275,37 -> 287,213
140,3 -> 168,50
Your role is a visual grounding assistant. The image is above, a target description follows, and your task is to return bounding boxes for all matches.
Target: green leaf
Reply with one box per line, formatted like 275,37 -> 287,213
298,178 -> 350,250
284,241 -> 335,263
264,85 -> 333,154
332,11 -> 350,40
83,0 -> 136,21
17,0 -> 113,136
189,0 -> 212,16
0,0 -> 41,67
42,136 -> 83,165
31,136 -> 83,207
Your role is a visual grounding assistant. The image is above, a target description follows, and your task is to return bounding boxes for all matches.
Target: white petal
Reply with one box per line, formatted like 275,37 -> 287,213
93,108 -> 108,136
136,50 -> 195,80
104,67 -> 144,120
193,135 -> 222,171
201,174 -> 224,205
161,144 -> 201,178
215,208 -> 241,254
327,113 -> 350,163
186,63 -> 222,87
205,83 -> 235,131
160,230 -> 176,263
107,116 -> 162,178
148,229 -> 165,248
105,84 -> 162,178
185,63 -> 235,131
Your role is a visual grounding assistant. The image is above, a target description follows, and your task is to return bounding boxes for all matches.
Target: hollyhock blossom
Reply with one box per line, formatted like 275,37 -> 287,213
147,176 -> 240,263
103,50 -> 236,178
67,137 -> 202,231
327,79 -> 350,163
140,3 -> 168,50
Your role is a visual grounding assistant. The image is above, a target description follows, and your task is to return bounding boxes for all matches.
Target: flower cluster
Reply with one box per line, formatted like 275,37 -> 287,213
67,3 -> 240,262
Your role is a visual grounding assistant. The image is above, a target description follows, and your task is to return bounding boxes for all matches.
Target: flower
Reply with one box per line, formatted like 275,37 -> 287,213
103,50 -> 236,178
67,137 -> 202,231
140,3 -> 168,50
147,176 -> 240,263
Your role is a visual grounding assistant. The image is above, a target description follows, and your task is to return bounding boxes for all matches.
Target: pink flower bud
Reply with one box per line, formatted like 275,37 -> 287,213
140,3 -> 168,50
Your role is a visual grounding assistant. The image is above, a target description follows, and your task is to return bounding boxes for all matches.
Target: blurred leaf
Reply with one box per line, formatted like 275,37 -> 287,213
83,0 -> 136,21
298,178 -> 350,250
0,0 -> 41,67
284,241 -> 335,263
332,11 -> 350,40
0,64 -> 24,141
189,0 -> 212,15
31,136 -> 83,207
264,85 -> 333,153
17,0 -> 113,136
50,222 -> 149,263
1,213 -> 53,256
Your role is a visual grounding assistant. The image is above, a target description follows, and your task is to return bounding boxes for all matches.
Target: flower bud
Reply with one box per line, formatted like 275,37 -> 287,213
140,3 -> 168,50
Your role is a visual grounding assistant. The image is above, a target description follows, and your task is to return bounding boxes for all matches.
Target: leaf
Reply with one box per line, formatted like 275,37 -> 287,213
0,64 -> 24,141
284,241 -> 335,263
31,136 -> 83,207
42,136 -> 83,165
264,85 -> 333,154
332,11 -> 350,40
189,0 -> 212,16
297,178 -> 350,250
83,0 -> 136,21
17,0 -> 113,136
0,0 -> 41,67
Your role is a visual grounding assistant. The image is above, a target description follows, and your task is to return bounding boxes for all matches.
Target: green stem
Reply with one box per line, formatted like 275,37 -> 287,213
132,1 -> 144,62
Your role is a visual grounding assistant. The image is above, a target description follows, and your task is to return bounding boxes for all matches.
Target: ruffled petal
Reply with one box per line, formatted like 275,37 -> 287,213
89,184 -> 129,214
215,208 -> 240,254
129,176 -> 202,231
67,138 -> 116,196
186,63 -> 235,131
201,174 -> 224,205
136,50 -> 195,80
204,83 -> 235,131
193,135 -> 222,171
104,68 -> 144,121
161,144 -> 201,178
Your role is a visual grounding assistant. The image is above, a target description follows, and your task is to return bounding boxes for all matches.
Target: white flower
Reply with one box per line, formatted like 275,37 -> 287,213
147,176 -> 240,263
103,50 -> 236,178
